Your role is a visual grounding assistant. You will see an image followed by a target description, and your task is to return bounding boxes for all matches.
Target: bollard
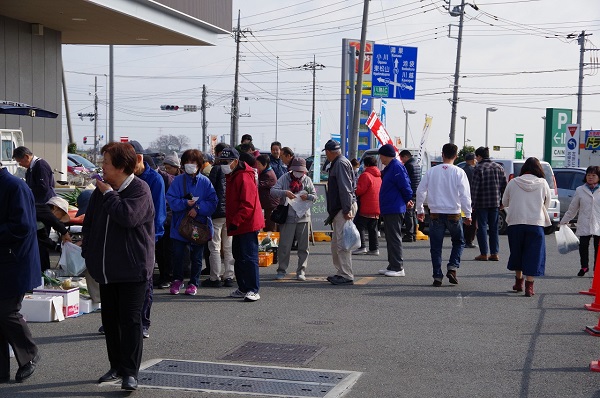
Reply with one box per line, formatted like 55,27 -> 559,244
583,243 -> 600,309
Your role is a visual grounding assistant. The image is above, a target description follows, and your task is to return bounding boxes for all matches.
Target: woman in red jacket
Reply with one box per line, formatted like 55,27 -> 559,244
222,149 -> 265,302
353,156 -> 382,255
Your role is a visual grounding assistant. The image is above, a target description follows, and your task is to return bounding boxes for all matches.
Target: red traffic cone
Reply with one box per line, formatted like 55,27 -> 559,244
591,361 -> 600,372
584,245 -> 600,310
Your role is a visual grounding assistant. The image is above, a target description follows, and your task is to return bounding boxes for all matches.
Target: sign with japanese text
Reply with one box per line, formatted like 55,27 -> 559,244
565,125 -> 580,167
543,108 -> 572,167
366,111 -> 395,149
515,134 -> 524,159
584,130 -> 600,150
372,44 -> 418,100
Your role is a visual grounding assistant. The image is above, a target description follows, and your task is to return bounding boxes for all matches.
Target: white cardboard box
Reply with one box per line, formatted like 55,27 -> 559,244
21,295 -> 65,322
79,297 -> 101,314
33,288 -> 79,318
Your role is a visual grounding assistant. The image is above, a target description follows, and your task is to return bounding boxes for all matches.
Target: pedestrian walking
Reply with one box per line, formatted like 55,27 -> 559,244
502,157 -> 551,296
352,156 -> 381,256
560,165 -> 600,277
472,146 -> 507,261
323,140 -> 358,285
271,157 -> 316,281
416,144 -> 472,286
462,152 -> 478,248
224,147 -> 265,302
0,165 -> 41,383
377,144 -> 413,277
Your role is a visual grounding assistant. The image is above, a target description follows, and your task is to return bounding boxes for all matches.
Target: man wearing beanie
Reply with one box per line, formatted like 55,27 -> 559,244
377,144 -> 413,277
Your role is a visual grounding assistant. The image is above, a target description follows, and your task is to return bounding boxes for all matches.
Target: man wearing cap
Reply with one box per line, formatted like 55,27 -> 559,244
472,146 -> 507,261
323,140 -> 357,285
222,147 -> 265,301
35,197 -> 72,271
463,153 -> 478,248
377,144 -> 413,277
12,146 -> 56,204
0,163 -> 41,383
416,144 -> 472,287
129,141 -> 166,338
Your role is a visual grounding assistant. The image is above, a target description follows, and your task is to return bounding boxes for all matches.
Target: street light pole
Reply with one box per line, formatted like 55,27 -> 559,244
485,107 -> 497,148
404,110 -> 416,147
460,115 -> 467,148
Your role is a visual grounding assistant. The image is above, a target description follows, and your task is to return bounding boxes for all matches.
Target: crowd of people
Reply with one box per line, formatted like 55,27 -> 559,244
1,137 -> 598,389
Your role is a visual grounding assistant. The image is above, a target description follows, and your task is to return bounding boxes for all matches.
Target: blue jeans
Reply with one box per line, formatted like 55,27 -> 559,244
232,231 -> 260,294
476,207 -> 499,256
428,214 -> 464,280
172,239 -> 204,287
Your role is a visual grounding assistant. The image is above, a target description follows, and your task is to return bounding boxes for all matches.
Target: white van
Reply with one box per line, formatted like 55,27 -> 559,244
0,129 -> 24,176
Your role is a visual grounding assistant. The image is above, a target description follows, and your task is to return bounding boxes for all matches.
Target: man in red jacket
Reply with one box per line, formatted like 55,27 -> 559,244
222,147 -> 265,302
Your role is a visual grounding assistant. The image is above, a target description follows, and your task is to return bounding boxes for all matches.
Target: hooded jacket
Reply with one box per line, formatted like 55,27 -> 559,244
226,162 -> 265,235
355,166 -> 382,217
502,174 -> 551,227
379,158 -> 413,215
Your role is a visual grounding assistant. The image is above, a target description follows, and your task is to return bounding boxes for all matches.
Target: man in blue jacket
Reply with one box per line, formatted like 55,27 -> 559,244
377,144 -> 413,277
0,165 -> 41,383
130,141 -> 166,339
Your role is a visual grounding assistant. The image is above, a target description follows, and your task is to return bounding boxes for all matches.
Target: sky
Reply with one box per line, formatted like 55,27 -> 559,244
61,0 -> 600,159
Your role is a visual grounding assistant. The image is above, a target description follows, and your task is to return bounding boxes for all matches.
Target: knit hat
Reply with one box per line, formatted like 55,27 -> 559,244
163,151 -> 180,168
378,144 -> 397,158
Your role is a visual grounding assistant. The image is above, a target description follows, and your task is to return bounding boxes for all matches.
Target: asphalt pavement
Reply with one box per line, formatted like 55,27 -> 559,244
3,232 -> 600,398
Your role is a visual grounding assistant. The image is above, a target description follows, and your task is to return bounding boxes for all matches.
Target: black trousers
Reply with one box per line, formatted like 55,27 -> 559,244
580,235 -> 600,269
0,295 -> 38,377
354,215 -> 379,251
403,206 -> 418,239
155,225 -> 172,283
463,210 -> 478,244
100,281 -> 146,378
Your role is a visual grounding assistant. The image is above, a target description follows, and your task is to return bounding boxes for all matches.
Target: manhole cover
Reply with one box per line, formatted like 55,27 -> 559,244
114,359 -> 362,398
221,342 -> 325,365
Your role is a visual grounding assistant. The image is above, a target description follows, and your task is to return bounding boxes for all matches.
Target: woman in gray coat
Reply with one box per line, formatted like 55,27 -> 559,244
270,158 -> 316,281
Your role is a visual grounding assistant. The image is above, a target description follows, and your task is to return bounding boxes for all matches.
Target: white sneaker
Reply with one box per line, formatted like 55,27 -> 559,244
274,273 -> 286,280
229,289 -> 245,298
385,269 -> 406,277
352,247 -> 367,255
378,269 -> 388,275
244,291 -> 260,302
297,274 -> 306,281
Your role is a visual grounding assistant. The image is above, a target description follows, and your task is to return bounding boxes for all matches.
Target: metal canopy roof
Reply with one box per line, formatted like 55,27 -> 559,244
0,0 -> 231,45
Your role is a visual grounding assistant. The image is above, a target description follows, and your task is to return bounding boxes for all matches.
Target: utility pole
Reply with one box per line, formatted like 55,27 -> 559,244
109,45 -> 114,143
299,57 -> 325,157
275,56 -> 279,141
576,30 -> 594,127
349,0 -> 370,160
201,84 -> 207,152
448,0 -> 478,145
93,76 -> 99,164
230,10 -> 251,148
346,49 -> 356,157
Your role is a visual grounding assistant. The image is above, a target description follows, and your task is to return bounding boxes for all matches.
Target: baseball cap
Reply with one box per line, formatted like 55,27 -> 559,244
128,140 -> 145,154
322,139 -> 341,151
217,147 -> 239,160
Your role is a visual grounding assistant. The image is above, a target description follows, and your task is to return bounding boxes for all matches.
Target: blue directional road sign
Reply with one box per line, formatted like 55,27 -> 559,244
372,44 -> 418,100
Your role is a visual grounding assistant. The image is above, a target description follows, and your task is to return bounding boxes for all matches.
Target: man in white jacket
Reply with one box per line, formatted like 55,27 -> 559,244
416,143 -> 472,287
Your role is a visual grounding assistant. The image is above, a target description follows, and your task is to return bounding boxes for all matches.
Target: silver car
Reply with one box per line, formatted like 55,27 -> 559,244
553,167 -> 587,222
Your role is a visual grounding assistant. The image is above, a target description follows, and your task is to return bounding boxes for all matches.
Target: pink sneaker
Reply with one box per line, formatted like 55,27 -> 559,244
170,280 -> 183,295
184,284 -> 197,296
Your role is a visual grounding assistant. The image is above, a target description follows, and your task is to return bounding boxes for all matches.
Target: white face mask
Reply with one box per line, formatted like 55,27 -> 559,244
184,164 -> 198,175
292,171 -> 304,179
221,164 -> 232,174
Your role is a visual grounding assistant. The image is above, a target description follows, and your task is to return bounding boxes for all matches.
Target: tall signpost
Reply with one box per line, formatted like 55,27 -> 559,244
515,133 -> 524,160
544,108 -> 572,167
372,44 -> 418,101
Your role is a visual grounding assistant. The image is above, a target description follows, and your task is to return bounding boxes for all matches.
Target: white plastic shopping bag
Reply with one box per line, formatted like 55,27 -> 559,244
340,220 -> 361,251
556,226 -> 580,254
58,242 -> 87,276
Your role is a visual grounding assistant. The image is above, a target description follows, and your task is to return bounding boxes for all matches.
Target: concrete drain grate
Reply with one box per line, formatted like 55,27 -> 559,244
125,359 -> 361,397
221,342 -> 326,365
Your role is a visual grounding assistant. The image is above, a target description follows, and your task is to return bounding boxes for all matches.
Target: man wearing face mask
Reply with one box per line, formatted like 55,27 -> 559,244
205,143 -> 235,288
221,147 -> 265,302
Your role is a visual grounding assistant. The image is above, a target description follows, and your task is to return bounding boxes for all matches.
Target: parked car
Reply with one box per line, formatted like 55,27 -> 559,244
458,159 -> 561,235
553,167 -> 587,222
67,157 -> 90,175
68,154 -> 99,172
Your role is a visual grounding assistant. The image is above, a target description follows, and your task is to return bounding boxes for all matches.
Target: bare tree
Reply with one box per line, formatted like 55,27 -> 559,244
149,134 -> 191,153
